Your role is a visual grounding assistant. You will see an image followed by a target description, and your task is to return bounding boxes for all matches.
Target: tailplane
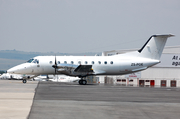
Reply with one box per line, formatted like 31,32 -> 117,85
138,34 -> 174,60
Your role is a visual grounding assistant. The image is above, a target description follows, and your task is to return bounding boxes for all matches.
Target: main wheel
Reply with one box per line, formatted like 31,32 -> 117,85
78,80 -> 87,85
82,80 -> 87,85
22,79 -> 27,83
78,80 -> 82,85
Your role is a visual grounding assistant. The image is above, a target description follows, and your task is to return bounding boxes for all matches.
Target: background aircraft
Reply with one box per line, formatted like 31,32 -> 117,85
0,73 -> 22,80
49,75 -> 80,82
0,73 -> 79,83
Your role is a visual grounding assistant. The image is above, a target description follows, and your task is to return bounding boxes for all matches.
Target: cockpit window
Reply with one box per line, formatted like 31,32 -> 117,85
33,59 -> 39,64
27,59 -> 39,64
27,59 -> 34,63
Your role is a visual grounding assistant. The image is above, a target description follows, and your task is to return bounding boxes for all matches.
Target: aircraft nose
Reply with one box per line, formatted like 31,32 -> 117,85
7,63 -> 32,74
7,67 -> 18,74
7,64 -> 25,74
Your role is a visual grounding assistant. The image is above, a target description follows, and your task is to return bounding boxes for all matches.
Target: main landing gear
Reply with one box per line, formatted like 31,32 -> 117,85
22,79 -> 27,83
78,79 -> 87,85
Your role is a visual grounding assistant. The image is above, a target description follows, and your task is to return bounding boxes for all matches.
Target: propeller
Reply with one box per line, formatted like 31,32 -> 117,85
52,55 -> 57,74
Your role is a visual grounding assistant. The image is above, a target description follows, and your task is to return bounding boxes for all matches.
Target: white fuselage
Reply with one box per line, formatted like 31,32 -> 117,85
7,54 -> 159,77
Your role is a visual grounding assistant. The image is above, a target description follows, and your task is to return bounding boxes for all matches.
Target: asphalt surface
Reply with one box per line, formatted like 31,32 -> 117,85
28,82 -> 180,119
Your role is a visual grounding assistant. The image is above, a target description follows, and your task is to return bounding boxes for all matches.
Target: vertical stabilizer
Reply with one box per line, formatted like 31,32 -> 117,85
138,34 -> 174,60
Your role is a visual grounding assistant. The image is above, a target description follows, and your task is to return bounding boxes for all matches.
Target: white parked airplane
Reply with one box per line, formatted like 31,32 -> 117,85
7,34 -> 174,85
0,73 -> 35,80
49,75 -> 80,82
0,73 -> 21,80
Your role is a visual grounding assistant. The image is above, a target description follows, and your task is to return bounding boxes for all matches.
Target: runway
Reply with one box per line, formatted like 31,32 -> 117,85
28,81 -> 180,119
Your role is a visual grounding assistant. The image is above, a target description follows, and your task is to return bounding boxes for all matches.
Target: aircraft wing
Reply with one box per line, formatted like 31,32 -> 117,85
56,63 -> 93,73
74,65 -> 93,72
56,63 -> 105,74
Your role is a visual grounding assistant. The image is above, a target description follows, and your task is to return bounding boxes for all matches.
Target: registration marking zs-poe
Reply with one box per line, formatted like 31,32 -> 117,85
131,63 -> 143,66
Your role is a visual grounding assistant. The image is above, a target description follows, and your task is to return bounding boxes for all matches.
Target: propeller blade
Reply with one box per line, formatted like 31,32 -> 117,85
55,55 -> 57,74
55,55 -> 57,66
52,55 -> 57,74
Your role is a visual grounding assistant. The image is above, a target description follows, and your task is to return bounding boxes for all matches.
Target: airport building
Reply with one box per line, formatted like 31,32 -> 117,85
98,46 -> 180,87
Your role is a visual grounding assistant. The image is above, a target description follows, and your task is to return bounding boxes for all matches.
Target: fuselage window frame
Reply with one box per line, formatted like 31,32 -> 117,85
85,61 -> 88,64
110,61 -> 113,64
98,61 -> 101,64
71,61 -> 74,64
104,61 -> 107,64
64,61 -> 67,64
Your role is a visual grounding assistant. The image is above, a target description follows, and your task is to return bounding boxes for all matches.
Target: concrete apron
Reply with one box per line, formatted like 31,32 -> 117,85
0,80 -> 38,119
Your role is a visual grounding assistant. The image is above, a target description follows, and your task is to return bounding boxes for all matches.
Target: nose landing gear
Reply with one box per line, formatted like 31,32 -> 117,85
22,79 -> 27,83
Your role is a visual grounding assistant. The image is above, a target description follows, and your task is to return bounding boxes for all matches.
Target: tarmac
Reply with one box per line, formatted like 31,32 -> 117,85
1,80 -> 180,119
0,80 -> 37,119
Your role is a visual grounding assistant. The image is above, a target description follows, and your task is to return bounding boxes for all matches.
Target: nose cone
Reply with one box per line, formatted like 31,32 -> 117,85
7,66 -> 20,74
7,63 -> 31,74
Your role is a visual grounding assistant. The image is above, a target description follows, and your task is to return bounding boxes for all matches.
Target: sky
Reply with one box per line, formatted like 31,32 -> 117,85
0,0 -> 180,53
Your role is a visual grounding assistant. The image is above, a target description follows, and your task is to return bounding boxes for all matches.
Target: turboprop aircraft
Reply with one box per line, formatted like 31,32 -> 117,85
7,34 -> 174,85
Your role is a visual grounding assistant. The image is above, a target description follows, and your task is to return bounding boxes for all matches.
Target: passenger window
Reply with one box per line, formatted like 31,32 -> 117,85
71,61 -> 74,64
78,61 -> 81,64
104,61 -> 107,64
58,61 -> 60,64
98,61 -> 101,64
64,61 -> 67,64
85,61 -> 88,64
110,61 -> 113,64
92,61 -> 94,64
49,61 -> 52,64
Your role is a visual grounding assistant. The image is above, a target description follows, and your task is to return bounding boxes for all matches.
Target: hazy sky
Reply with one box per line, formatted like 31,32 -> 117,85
0,0 -> 180,53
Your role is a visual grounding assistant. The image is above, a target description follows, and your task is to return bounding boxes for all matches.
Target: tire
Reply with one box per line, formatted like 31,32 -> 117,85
78,80 -> 82,85
78,80 -> 87,85
22,79 -> 27,83
82,80 -> 87,85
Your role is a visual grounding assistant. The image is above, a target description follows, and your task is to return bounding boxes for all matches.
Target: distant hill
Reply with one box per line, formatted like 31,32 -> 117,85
0,50 -> 41,60
0,50 -> 101,71
0,70 -> 5,74
0,50 -> 100,60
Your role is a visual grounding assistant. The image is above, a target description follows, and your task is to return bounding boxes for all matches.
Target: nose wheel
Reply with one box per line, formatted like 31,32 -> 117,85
22,79 -> 27,83
78,79 -> 87,85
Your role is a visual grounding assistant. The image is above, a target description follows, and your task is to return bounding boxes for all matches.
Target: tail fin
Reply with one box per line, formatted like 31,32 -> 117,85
138,34 -> 174,60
